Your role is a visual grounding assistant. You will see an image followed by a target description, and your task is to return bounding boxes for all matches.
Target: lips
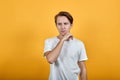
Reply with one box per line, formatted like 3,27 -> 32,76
61,31 -> 65,32
61,30 -> 66,32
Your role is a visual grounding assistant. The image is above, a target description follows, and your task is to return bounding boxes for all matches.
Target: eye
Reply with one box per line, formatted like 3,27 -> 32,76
64,22 -> 69,25
57,23 -> 62,26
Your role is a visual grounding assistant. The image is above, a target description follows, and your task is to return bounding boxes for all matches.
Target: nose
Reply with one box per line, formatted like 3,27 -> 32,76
61,24 -> 65,29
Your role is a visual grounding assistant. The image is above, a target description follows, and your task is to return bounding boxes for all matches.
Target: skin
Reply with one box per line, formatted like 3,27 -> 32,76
44,16 -> 87,80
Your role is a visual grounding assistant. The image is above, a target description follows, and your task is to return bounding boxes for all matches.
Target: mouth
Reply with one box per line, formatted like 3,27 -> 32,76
61,30 -> 66,33
61,31 -> 65,33
60,31 -> 67,36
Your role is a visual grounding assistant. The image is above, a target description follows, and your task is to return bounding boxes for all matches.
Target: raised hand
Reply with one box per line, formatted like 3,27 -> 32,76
62,33 -> 73,41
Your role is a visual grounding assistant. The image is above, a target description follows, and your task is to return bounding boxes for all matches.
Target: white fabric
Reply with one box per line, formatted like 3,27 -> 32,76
44,37 -> 88,80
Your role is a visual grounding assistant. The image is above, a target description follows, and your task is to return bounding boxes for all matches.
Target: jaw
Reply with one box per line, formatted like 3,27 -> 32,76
59,31 -> 70,36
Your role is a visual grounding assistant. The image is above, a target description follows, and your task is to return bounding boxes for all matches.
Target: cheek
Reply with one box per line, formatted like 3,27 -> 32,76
56,26 -> 61,31
67,25 -> 71,29
56,24 -> 61,28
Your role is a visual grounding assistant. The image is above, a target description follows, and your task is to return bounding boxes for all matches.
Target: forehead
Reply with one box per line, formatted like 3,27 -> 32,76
56,16 -> 70,23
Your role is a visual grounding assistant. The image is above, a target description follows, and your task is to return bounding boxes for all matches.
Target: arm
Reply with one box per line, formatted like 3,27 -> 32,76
78,61 -> 88,80
45,39 -> 64,64
44,33 -> 72,64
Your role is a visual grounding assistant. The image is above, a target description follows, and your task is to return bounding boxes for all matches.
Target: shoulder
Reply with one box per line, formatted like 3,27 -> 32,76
73,37 -> 84,44
73,37 -> 85,47
72,37 -> 87,51
45,36 -> 57,42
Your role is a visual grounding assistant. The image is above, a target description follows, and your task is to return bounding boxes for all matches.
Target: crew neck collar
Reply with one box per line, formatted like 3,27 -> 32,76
55,36 -> 74,41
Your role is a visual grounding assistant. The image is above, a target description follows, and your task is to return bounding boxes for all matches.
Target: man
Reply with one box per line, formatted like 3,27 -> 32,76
44,11 -> 88,80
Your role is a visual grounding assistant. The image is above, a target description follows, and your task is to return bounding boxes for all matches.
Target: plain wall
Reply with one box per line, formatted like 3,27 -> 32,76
0,0 -> 120,80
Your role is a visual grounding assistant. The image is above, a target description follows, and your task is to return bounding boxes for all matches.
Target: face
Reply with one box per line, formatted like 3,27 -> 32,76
56,16 -> 72,36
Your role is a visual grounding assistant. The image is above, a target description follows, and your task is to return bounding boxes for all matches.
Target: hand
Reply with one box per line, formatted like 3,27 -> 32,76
62,33 -> 73,41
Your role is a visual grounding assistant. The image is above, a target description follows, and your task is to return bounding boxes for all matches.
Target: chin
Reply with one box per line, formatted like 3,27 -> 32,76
61,32 -> 67,35
61,33 -> 65,36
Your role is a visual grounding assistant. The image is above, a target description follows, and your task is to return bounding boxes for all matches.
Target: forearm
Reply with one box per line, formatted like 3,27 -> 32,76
80,69 -> 87,80
46,39 -> 64,64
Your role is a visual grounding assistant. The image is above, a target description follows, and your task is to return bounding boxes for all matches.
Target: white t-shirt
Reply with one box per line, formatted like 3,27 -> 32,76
44,37 -> 88,80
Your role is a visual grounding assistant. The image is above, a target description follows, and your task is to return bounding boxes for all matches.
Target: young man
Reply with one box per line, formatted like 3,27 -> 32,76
44,11 -> 88,80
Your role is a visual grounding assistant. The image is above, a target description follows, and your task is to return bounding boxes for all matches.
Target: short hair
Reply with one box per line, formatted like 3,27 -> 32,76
54,11 -> 73,25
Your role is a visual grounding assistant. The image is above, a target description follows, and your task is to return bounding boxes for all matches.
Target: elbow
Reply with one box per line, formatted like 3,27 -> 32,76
45,52 -> 56,64
45,52 -> 54,64
48,60 -> 54,64
47,57 -> 55,64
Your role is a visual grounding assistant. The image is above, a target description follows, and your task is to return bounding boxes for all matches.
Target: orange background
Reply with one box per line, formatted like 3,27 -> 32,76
0,0 -> 120,80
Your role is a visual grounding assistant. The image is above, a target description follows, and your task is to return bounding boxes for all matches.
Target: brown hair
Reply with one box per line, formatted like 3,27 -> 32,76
54,11 -> 73,25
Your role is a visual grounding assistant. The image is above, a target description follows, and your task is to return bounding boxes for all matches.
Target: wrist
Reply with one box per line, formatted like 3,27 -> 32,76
60,38 -> 65,43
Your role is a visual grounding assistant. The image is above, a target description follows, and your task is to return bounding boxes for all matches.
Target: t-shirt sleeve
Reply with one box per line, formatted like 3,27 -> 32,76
43,39 -> 52,56
78,42 -> 88,61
